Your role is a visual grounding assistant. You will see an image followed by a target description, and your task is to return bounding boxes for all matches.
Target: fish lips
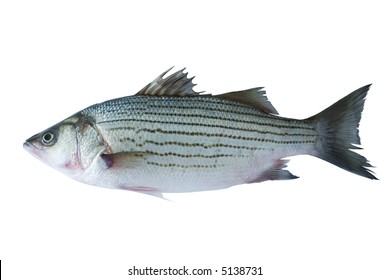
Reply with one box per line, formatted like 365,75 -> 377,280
23,135 -> 44,159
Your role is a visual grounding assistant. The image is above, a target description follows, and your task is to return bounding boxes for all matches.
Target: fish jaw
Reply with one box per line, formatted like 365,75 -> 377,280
23,140 -> 49,171
23,140 -> 45,161
24,139 -> 82,176
24,123 -> 86,178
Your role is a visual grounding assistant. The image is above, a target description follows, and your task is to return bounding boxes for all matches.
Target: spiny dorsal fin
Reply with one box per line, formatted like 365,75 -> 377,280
136,67 -> 202,97
217,88 -> 279,115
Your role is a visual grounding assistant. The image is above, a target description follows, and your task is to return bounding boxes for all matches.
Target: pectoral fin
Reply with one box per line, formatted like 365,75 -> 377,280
101,152 -> 147,169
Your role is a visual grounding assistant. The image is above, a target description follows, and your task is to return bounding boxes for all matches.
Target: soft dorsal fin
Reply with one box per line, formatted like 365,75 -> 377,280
217,88 -> 279,115
136,67 -> 202,97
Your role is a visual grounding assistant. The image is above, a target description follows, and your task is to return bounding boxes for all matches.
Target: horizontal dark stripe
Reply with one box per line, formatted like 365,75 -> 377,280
143,150 -> 248,159
119,137 -> 270,151
94,96 -> 315,131
143,111 -> 315,133
147,103 -> 298,124
99,118 -> 316,138
113,127 -> 314,145
101,95 -> 259,114
146,161 -> 223,169
100,106 -> 314,131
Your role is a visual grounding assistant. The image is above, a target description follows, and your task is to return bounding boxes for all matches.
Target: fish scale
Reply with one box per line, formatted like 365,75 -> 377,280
24,68 -> 377,197
90,96 -> 316,153
82,95 -> 317,192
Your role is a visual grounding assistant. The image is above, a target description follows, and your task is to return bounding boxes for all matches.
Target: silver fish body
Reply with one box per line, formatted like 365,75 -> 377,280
24,68 -> 377,196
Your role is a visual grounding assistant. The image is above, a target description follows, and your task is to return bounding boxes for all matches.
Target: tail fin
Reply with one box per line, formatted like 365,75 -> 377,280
309,84 -> 377,179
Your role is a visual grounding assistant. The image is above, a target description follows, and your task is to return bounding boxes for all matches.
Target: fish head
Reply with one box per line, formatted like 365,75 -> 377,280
24,114 -> 105,178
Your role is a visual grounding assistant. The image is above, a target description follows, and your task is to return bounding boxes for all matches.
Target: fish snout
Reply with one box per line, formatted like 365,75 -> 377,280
23,139 -> 44,159
23,141 -> 33,151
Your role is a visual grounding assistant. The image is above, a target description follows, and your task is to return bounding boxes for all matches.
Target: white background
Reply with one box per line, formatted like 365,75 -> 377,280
0,1 -> 388,279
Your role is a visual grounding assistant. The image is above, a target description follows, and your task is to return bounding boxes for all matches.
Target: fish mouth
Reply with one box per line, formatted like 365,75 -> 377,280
23,140 -> 43,159
23,141 -> 33,151
23,140 -> 41,150
23,133 -> 42,150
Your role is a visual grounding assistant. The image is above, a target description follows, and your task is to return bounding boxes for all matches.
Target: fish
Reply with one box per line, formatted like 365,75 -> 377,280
24,68 -> 377,197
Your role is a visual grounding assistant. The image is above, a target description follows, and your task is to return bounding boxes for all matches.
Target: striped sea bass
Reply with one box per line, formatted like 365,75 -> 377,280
24,68 -> 377,197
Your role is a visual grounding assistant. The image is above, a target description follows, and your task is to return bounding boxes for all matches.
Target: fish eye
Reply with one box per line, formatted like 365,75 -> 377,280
41,131 -> 57,146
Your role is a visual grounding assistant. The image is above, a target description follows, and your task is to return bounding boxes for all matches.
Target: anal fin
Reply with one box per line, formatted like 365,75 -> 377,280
249,159 -> 298,183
